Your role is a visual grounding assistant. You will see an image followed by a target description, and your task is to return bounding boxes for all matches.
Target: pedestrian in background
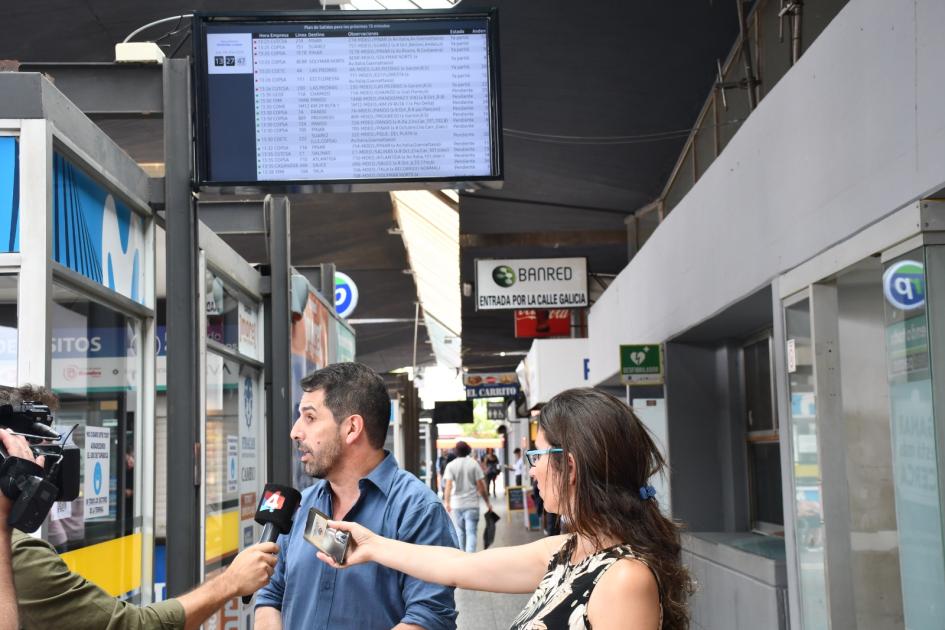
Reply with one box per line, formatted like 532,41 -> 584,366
511,447 -> 524,486
483,448 -> 500,497
443,441 -> 493,552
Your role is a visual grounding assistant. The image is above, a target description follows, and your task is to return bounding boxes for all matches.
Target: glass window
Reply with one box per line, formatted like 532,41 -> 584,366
0,276 -> 18,387
743,335 -> 782,530
205,352 -> 241,574
41,284 -> 143,602
203,351 -> 263,626
206,269 -> 260,361
883,249 -> 945,628
744,336 -> 775,432
47,285 -> 141,553
785,297 -> 827,630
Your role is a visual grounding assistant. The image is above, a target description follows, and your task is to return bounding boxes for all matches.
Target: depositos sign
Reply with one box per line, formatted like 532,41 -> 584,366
475,257 -> 588,311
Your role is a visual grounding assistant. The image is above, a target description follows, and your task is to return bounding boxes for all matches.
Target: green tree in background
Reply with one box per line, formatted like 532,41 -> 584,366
461,399 -> 499,438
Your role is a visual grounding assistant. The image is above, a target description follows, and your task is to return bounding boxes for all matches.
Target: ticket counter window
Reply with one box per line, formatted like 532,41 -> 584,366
48,285 -> 140,558
0,276 -> 17,387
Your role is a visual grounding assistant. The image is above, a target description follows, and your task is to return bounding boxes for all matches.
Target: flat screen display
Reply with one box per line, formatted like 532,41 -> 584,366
193,11 -> 502,190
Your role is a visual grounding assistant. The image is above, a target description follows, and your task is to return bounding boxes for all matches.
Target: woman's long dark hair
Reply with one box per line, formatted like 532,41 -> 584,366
539,388 -> 692,629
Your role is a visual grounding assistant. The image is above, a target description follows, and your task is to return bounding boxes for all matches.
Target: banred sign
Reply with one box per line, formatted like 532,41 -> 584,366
514,309 -> 570,338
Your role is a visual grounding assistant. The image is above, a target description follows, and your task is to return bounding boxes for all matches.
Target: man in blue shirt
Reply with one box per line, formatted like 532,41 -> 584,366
255,362 -> 458,630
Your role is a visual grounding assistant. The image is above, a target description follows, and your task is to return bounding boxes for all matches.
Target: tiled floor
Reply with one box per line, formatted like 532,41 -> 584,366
451,482 -> 545,630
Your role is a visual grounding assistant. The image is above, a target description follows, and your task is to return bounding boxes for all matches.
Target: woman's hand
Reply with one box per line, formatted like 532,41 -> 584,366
314,520 -> 382,569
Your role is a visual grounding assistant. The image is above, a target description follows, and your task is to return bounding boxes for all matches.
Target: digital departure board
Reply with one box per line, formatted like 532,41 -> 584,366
193,11 -> 502,191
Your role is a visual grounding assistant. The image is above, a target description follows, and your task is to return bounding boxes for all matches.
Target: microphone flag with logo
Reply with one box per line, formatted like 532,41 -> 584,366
242,483 -> 302,604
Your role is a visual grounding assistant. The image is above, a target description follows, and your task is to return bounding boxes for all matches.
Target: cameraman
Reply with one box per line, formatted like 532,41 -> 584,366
1,386 -> 278,630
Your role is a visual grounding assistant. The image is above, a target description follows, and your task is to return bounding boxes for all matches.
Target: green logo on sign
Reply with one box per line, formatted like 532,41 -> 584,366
492,265 -> 516,287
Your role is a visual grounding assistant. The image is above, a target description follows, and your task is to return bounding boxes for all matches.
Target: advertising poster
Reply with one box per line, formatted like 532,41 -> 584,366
84,427 -> 111,520
50,319 -> 138,393
237,302 -> 259,359
226,435 -> 239,495
0,136 -> 19,253
238,371 -> 259,546
52,153 -> 146,305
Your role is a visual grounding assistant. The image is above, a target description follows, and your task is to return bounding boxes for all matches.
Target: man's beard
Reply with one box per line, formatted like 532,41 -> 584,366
300,430 -> 342,478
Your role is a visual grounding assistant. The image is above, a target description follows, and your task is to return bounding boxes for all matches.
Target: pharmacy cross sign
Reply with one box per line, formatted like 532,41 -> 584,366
619,344 -> 664,386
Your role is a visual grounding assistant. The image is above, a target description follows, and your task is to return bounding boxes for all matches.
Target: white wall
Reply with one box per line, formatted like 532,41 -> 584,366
519,338 -> 590,404
589,0 -> 945,385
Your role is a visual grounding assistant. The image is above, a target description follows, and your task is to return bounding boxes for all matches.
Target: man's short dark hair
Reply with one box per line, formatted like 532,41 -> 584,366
454,440 -> 471,457
300,363 -> 390,449
513,448 -> 521,455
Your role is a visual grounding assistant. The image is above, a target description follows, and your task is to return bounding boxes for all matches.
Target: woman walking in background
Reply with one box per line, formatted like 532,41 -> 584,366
317,388 -> 692,629
483,448 -> 500,497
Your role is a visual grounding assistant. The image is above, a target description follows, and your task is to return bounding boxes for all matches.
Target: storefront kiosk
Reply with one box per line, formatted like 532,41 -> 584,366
1,72 -> 158,603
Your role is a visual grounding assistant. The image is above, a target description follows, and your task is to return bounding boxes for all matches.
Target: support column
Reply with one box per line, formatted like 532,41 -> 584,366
264,195 -> 293,486
163,59 -> 201,596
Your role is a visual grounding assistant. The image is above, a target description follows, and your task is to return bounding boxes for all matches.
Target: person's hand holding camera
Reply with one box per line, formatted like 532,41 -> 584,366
0,429 -> 44,527
313,520 -> 377,569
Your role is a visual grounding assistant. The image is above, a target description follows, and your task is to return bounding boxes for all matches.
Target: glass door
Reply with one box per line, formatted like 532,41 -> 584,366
883,248 -> 945,628
784,294 -> 827,629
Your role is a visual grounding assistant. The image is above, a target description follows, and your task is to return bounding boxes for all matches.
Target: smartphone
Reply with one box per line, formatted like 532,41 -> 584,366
303,507 -> 350,565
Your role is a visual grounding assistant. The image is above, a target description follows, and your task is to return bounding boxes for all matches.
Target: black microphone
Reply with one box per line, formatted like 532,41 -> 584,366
242,483 -> 302,604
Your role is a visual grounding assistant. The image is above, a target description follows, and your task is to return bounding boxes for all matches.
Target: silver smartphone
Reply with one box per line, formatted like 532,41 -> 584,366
303,507 -> 350,565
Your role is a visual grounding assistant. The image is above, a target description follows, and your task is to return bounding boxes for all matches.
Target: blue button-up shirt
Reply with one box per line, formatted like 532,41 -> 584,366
256,452 -> 459,629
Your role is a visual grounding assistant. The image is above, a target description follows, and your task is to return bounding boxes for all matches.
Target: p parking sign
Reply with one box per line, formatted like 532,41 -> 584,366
620,344 -> 663,386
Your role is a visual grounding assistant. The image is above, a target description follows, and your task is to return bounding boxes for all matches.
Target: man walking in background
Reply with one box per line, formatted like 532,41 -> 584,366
511,448 -> 524,486
443,441 -> 492,552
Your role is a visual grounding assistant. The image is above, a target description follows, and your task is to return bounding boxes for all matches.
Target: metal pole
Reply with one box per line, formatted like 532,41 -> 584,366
163,58 -> 201,597
735,0 -> 758,110
791,2 -> 803,65
264,195 -> 293,486
412,301 -> 420,375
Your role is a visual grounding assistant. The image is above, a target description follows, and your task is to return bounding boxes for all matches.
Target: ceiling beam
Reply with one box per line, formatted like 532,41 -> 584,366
460,229 -> 627,249
17,62 -> 164,116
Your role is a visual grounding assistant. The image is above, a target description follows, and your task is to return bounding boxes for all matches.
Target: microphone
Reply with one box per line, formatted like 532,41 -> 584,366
242,483 -> 302,604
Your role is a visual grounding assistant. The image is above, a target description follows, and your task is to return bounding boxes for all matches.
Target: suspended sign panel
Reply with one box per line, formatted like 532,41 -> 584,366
514,309 -> 571,338
476,258 -> 588,311
193,11 -> 503,191
464,372 -> 519,399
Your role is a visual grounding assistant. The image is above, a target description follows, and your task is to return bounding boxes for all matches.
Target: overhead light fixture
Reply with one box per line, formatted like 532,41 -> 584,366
115,42 -> 165,64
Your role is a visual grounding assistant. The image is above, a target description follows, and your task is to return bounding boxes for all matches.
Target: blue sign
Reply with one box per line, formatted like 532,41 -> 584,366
0,137 -> 19,253
93,462 -> 102,495
53,153 -> 145,304
243,375 -> 254,428
883,260 -> 925,311
334,271 -> 359,318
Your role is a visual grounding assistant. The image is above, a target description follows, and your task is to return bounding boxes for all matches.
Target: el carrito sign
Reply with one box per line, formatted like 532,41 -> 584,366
475,257 -> 588,311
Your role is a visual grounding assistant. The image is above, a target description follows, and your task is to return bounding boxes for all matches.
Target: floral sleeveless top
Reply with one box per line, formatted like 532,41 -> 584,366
508,535 -> 663,630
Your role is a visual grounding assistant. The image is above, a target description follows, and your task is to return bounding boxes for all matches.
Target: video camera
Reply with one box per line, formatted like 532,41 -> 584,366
0,402 -> 80,532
